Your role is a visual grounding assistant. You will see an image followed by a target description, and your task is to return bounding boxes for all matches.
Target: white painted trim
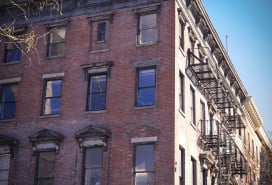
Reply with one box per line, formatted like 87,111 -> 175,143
87,68 -> 108,74
131,136 -> 158,144
42,72 -> 65,79
0,77 -> 21,84
35,143 -> 58,150
83,139 -> 106,147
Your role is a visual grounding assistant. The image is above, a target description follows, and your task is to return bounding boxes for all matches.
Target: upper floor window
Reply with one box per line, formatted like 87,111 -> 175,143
87,74 -> 107,111
190,86 -> 196,125
179,147 -> 185,185
0,83 -> 18,120
97,22 -> 106,42
42,79 -> 62,115
47,27 -> 66,57
138,14 -> 158,44
5,43 -> 21,63
84,147 -> 103,185
179,19 -> 185,50
134,144 -> 155,185
136,68 -> 156,107
179,72 -> 184,112
191,157 -> 197,185
0,154 -> 10,185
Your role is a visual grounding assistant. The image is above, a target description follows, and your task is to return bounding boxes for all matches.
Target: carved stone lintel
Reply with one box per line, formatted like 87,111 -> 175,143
132,3 -> 161,16
87,11 -> 114,23
81,61 -> 113,80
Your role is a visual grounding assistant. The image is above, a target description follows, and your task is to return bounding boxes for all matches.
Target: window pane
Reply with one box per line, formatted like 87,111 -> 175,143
38,152 -> 55,178
46,80 -> 62,97
44,98 -> 61,115
90,76 -> 106,93
84,168 -> 102,185
135,145 -> 154,171
6,48 -> 21,62
50,43 -> 65,57
97,22 -> 106,41
85,148 -> 103,168
135,173 -> 154,185
140,29 -> 157,44
89,93 -> 106,111
140,14 -> 156,29
138,69 -> 155,87
0,85 -> 17,120
51,27 -> 66,42
137,88 -> 155,106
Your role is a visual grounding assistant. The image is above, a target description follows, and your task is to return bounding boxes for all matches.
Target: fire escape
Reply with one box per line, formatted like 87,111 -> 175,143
187,50 -> 247,184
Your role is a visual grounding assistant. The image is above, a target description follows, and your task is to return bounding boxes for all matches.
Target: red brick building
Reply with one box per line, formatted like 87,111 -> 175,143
0,0 -> 269,185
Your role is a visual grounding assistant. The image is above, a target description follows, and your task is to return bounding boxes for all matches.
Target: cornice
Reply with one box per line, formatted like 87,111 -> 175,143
242,96 -> 263,129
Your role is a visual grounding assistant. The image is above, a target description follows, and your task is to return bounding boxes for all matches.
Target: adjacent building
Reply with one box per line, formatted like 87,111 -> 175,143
0,0 -> 271,185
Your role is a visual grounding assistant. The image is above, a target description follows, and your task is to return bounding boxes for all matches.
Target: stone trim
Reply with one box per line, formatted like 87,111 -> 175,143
87,11 -> 114,23
131,136 -> 158,144
42,72 -> 65,79
133,58 -> 160,68
81,61 -> 113,80
132,3 -> 161,16
0,77 -> 21,84
44,19 -> 70,29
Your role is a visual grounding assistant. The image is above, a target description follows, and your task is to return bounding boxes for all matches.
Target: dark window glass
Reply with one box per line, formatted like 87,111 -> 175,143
87,75 -> 107,111
190,39 -> 195,64
6,43 -> 21,63
202,169 -> 207,185
138,14 -> 157,44
137,68 -> 156,106
36,151 -> 56,185
190,87 -> 195,125
0,154 -> 10,185
97,22 -> 106,42
179,72 -> 184,112
191,157 -> 197,185
179,147 -> 185,185
42,79 -> 62,115
134,144 -> 154,185
84,147 -> 103,185
0,84 -> 17,120
179,20 -> 185,49
48,27 -> 66,57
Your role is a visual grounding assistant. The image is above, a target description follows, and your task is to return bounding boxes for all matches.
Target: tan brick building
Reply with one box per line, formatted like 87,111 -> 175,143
0,0 -> 270,185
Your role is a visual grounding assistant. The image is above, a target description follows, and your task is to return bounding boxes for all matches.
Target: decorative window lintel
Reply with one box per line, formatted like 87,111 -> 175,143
132,3 -> 161,16
0,134 -> 18,157
75,125 -> 111,151
29,129 -> 64,155
133,58 -> 160,68
0,77 -> 21,85
44,19 -> 70,29
87,12 -> 114,23
81,61 -> 113,80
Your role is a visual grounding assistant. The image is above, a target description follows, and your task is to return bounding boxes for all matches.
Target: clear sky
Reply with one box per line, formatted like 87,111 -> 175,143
201,0 -> 272,133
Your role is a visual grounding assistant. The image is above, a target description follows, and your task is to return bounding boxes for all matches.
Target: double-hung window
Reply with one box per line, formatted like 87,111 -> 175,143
191,157 -> 197,185
87,74 -> 107,111
42,79 -> 62,115
84,147 -> 103,185
35,151 -> 56,185
179,147 -> 185,185
179,72 -> 184,112
0,83 -> 18,120
179,19 -> 185,50
138,14 -> 158,44
0,154 -> 10,185
136,68 -> 156,107
190,86 -> 196,125
97,22 -> 106,42
48,27 -> 66,57
5,43 -> 21,63
134,144 -> 155,185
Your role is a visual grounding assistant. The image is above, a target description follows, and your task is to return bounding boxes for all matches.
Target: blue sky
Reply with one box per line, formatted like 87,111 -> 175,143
201,0 -> 272,133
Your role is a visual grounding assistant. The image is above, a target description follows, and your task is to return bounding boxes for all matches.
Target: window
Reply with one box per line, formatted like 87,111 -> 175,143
97,22 -> 106,42
189,38 -> 195,64
202,169 -> 207,185
136,68 -> 156,106
200,101 -> 205,135
179,72 -> 184,112
191,157 -> 197,185
134,144 -> 154,185
138,14 -> 158,44
5,43 -> 21,63
87,74 -> 107,111
179,19 -> 185,49
190,86 -> 196,125
0,154 -> 10,185
179,147 -> 185,185
48,27 -> 66,57
84,147 -> 103,185
42,79 -> 62,115
35,151 -> 56,185
0,84 -> 17,120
